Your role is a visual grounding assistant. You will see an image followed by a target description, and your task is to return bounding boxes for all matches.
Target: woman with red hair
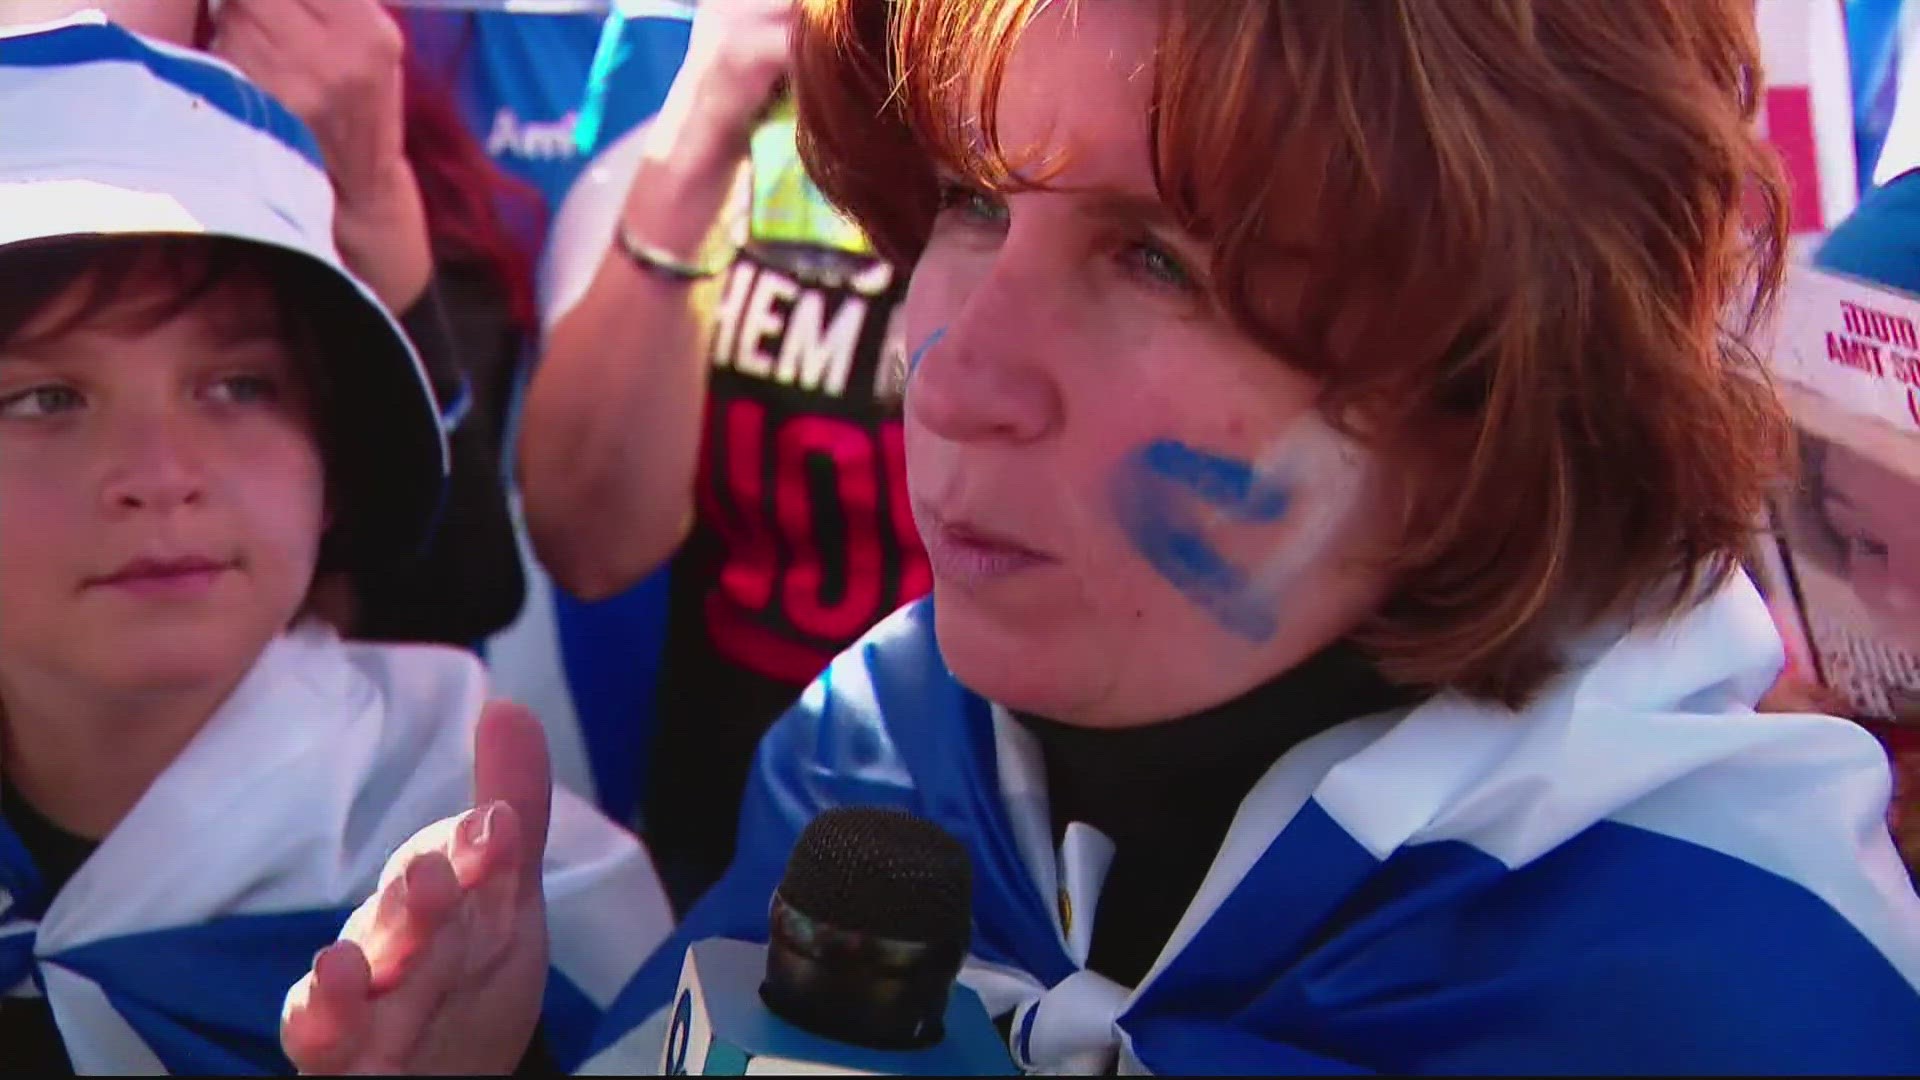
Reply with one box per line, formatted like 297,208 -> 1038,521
289,0 -> 1920,1073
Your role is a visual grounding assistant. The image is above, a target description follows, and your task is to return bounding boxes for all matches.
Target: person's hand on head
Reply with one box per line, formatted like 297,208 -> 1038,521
656,0 -> 794,161
280,701 -> 554,1075
209,0 -> 431,311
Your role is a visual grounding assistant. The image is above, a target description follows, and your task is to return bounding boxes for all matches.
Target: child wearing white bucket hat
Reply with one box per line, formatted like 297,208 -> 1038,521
0,12 -> 668,1074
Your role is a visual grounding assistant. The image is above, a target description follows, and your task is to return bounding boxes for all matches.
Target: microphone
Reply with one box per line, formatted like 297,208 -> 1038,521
660,807 -> 1015,1074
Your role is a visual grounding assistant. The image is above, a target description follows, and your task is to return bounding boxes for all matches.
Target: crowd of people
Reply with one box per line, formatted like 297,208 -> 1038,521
3,0 -> 1920,1073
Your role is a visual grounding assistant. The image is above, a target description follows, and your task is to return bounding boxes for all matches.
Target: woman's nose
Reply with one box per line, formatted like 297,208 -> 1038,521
907,294 -> 1063,447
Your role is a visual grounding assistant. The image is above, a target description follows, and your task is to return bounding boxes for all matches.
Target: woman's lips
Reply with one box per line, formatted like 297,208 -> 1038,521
919,510 -> 1056,588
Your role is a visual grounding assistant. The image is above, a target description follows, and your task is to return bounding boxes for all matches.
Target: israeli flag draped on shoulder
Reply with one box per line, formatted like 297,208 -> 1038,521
0,626 -> 671,1074
586,573 -> 1920,1074
0,16 -> 671,1071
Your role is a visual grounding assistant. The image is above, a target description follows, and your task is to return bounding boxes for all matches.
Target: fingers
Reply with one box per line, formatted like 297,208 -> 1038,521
211,0 -> 319,60
210,0 -> 400,123
206,0 -> 313,110
204,4 -> 271,73
281,942 -> 374,1075
279,702 -> 552,1074
472,700 -> 553,904
288,842 -> 520,1073
359,851 -> 464,992
447,801 -> 518,887
289,0 -> 402,41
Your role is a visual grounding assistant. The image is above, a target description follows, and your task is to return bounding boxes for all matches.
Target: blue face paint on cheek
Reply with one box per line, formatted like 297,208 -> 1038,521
1111,439 -> 1294,641
908,327 -> 947,377
1137,439 -> 1292,523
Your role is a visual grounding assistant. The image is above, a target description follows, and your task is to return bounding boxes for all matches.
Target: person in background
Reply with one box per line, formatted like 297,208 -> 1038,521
516,0 -> 930,912
0,16 -> 666,1073
1797,432 -> 1920,657
286,0 -> 1920,1073
207,0 -> 528,649
396,4 -> 696,825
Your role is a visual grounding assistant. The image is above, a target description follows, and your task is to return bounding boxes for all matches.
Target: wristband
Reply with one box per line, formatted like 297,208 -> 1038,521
616,220 -> 723,282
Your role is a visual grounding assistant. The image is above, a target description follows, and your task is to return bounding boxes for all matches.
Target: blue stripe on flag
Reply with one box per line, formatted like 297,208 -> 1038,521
1127,810 -> 1920,1074
0,22 -> 325,170
542,966 -> 608,1071
54,906 -> 354,1074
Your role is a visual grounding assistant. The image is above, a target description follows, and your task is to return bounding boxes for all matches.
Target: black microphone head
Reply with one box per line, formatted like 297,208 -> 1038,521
760,807 -> 975,1049
777,806 -> 973,946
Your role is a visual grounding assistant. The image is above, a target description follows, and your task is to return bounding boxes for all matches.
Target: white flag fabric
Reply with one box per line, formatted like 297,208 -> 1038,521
0,625 -> 672,1073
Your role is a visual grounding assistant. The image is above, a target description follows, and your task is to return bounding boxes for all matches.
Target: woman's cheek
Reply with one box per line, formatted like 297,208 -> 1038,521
1103,418 -> 1370,641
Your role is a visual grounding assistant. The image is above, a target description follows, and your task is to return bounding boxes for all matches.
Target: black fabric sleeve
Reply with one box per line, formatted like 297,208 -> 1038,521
511,1029 -> 561,1077
348,261 -> 527,647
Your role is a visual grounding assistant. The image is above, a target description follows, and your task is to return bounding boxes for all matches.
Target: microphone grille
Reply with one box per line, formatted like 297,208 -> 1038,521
778,806 -> 973,944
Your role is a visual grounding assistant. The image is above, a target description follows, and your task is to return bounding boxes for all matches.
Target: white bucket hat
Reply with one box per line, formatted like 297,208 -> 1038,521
0,11 -> 448,569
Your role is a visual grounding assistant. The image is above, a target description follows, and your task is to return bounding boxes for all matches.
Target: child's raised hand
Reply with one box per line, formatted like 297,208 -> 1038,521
280,700 -> 553,1074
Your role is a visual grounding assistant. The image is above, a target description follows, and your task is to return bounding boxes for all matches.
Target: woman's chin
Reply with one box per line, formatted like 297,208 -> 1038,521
932,596 -> 1106,723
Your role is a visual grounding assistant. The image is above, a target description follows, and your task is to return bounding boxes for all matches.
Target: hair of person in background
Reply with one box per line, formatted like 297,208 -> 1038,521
193,8 -> 547,332
791,0 -> 1794,707
400,23 -> 547,334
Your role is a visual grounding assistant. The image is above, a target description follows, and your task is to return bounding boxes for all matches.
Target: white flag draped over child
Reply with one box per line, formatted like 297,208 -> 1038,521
0,626 -> 671,1074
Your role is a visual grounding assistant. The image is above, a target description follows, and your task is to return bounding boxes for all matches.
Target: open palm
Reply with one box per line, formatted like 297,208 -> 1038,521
281,702 -> 554,1074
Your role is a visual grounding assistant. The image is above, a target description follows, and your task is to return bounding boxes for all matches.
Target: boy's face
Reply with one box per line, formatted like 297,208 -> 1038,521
0,271 -> 326,702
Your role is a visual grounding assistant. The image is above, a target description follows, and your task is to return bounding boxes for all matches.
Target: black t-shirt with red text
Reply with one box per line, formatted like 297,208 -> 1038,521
643,159 -> 929,910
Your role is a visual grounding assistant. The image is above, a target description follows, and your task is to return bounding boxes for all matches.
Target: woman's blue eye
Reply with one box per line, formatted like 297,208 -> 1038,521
1123,241 -> 1197,292
935,181 -> 1010,229
0,384 -> 83,420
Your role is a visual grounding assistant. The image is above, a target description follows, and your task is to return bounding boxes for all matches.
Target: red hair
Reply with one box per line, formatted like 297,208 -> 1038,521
400,30 -> 546,332
196,8 -> 546,330
794,0 -> 1793,706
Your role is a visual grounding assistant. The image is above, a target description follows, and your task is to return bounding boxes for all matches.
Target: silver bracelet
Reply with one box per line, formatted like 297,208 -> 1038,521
616,220 -> 722,282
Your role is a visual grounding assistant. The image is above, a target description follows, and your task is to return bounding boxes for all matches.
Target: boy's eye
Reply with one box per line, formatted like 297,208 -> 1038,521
205,373 -> 282,405
0,384 -> 83,420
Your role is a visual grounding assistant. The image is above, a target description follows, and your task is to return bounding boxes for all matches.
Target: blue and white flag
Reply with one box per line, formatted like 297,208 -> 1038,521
0,626 -> 672,1074
586,574 -> 1920,1074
